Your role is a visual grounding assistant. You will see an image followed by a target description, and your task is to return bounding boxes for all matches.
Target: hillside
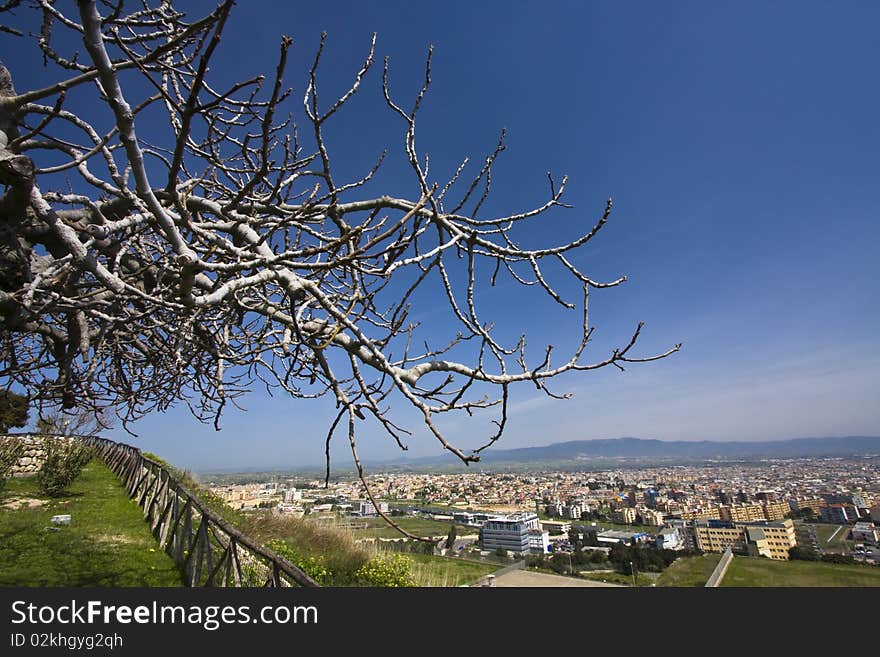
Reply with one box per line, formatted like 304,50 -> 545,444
0,461 -> 183,586
380,436 -> 880,471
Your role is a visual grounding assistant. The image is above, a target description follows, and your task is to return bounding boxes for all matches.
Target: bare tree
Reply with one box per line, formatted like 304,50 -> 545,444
0,1 -> 678,534
36,406 -> 112,437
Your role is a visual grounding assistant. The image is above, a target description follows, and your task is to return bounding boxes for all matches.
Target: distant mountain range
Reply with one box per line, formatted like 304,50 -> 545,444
198,436 -> 880,477
381,436 -> 880,470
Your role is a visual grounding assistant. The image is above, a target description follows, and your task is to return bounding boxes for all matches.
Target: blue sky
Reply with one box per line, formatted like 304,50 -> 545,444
6,1 -> 879,471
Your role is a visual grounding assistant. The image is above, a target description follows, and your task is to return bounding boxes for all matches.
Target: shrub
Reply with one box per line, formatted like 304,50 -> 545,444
589,550 -> 609,563
788,546 -> 820,561
244,515 -> 371,585
821,553 -> 855,565
354,553 -> 415,587
36,437 -> 94,497
266,539 -> 333,585
0,437 -> 26,494
525,555 -> 546,569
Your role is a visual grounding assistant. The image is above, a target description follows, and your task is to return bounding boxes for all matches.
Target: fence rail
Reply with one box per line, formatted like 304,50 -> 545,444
82,436 -> 319,588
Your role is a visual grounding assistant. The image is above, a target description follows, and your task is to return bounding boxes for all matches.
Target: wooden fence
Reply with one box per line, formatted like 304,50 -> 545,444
83,436 -> 319,588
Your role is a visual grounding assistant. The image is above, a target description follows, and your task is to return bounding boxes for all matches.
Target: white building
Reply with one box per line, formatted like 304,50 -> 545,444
480,513 -> 541,554
612,507 -> 638,524
656,526 -> 685,550
640,508 -> 666,526
564,504 -> 583,520
358,500 -> 389,516
527,529 -> 551,554
274,503 -> 305,517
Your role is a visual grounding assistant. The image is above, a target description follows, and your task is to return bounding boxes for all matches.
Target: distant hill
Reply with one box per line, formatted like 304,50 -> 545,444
384,436 -> 880,470
198,436 -> 880,476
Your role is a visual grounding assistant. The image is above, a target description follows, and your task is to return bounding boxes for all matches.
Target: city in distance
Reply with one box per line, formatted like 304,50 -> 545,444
202,441 -> 880,587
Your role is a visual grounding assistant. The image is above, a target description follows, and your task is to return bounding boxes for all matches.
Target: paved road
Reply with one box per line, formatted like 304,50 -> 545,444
492,570 -> 623,587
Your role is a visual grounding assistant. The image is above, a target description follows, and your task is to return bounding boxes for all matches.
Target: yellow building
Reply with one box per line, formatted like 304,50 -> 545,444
762,501 -> 790,521
789,497 -> 824,515
680,507 -> 721,522
719,503 -> 766,522
695,519 -> 796,560
694,524 -> 747,554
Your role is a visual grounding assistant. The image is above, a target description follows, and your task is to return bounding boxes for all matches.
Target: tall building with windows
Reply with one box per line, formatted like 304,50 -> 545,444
789,497 -> 824,515
719,503 -> 766,523
639,508 -> 666,526
695,519 -> 796,560
762,500 -> 790,521
480,513 -> 541,554
611,507 -> 637,524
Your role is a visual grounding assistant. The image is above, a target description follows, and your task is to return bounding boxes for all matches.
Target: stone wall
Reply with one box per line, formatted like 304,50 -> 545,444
704,546 -> 734,587
1,434 -> 75,476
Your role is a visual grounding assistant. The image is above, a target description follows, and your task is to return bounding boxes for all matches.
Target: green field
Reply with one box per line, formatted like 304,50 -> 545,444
0,462 -> 183,586
655,554 -> 722,587
721,556 -> 880,587
407,553 -> 498,587
814,524 -> 851,552
343,516 -> 475,539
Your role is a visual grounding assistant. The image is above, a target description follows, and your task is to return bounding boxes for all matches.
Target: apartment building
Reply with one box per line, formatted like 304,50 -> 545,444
695,519 -> 796,560
527,528 -> 551,554
720,503 -> 766,523
694,521 -> 749,554
789,497 -> 824,515
358,500 -> 389,516
742,521 -> 797,560
656,526 -> 685,550
762,501 -> 790,521
639,508 -> 666,526
680,507 -> 721,522
562,504 -> 583,520
611,507 -> 637,524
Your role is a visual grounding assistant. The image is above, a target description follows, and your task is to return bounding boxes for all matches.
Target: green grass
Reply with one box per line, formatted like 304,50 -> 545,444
814,524 -> 851,552
407,553 -> 498,587
0,462 -> 183,586
344,516 -> 474,539
721,556 -> 880,587
655,554 -> 722,587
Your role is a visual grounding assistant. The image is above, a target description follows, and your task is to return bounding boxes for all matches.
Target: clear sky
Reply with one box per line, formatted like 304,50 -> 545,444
6,1 -> 879,471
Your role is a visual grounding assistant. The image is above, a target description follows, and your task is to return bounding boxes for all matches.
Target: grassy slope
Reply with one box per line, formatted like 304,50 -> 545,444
169,472 -> 483,587
0,462 -> 183,587
407,553 -> 498,587
721,557 -> 880,587
655,554 -> 722,587
345,516 -> 474,539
